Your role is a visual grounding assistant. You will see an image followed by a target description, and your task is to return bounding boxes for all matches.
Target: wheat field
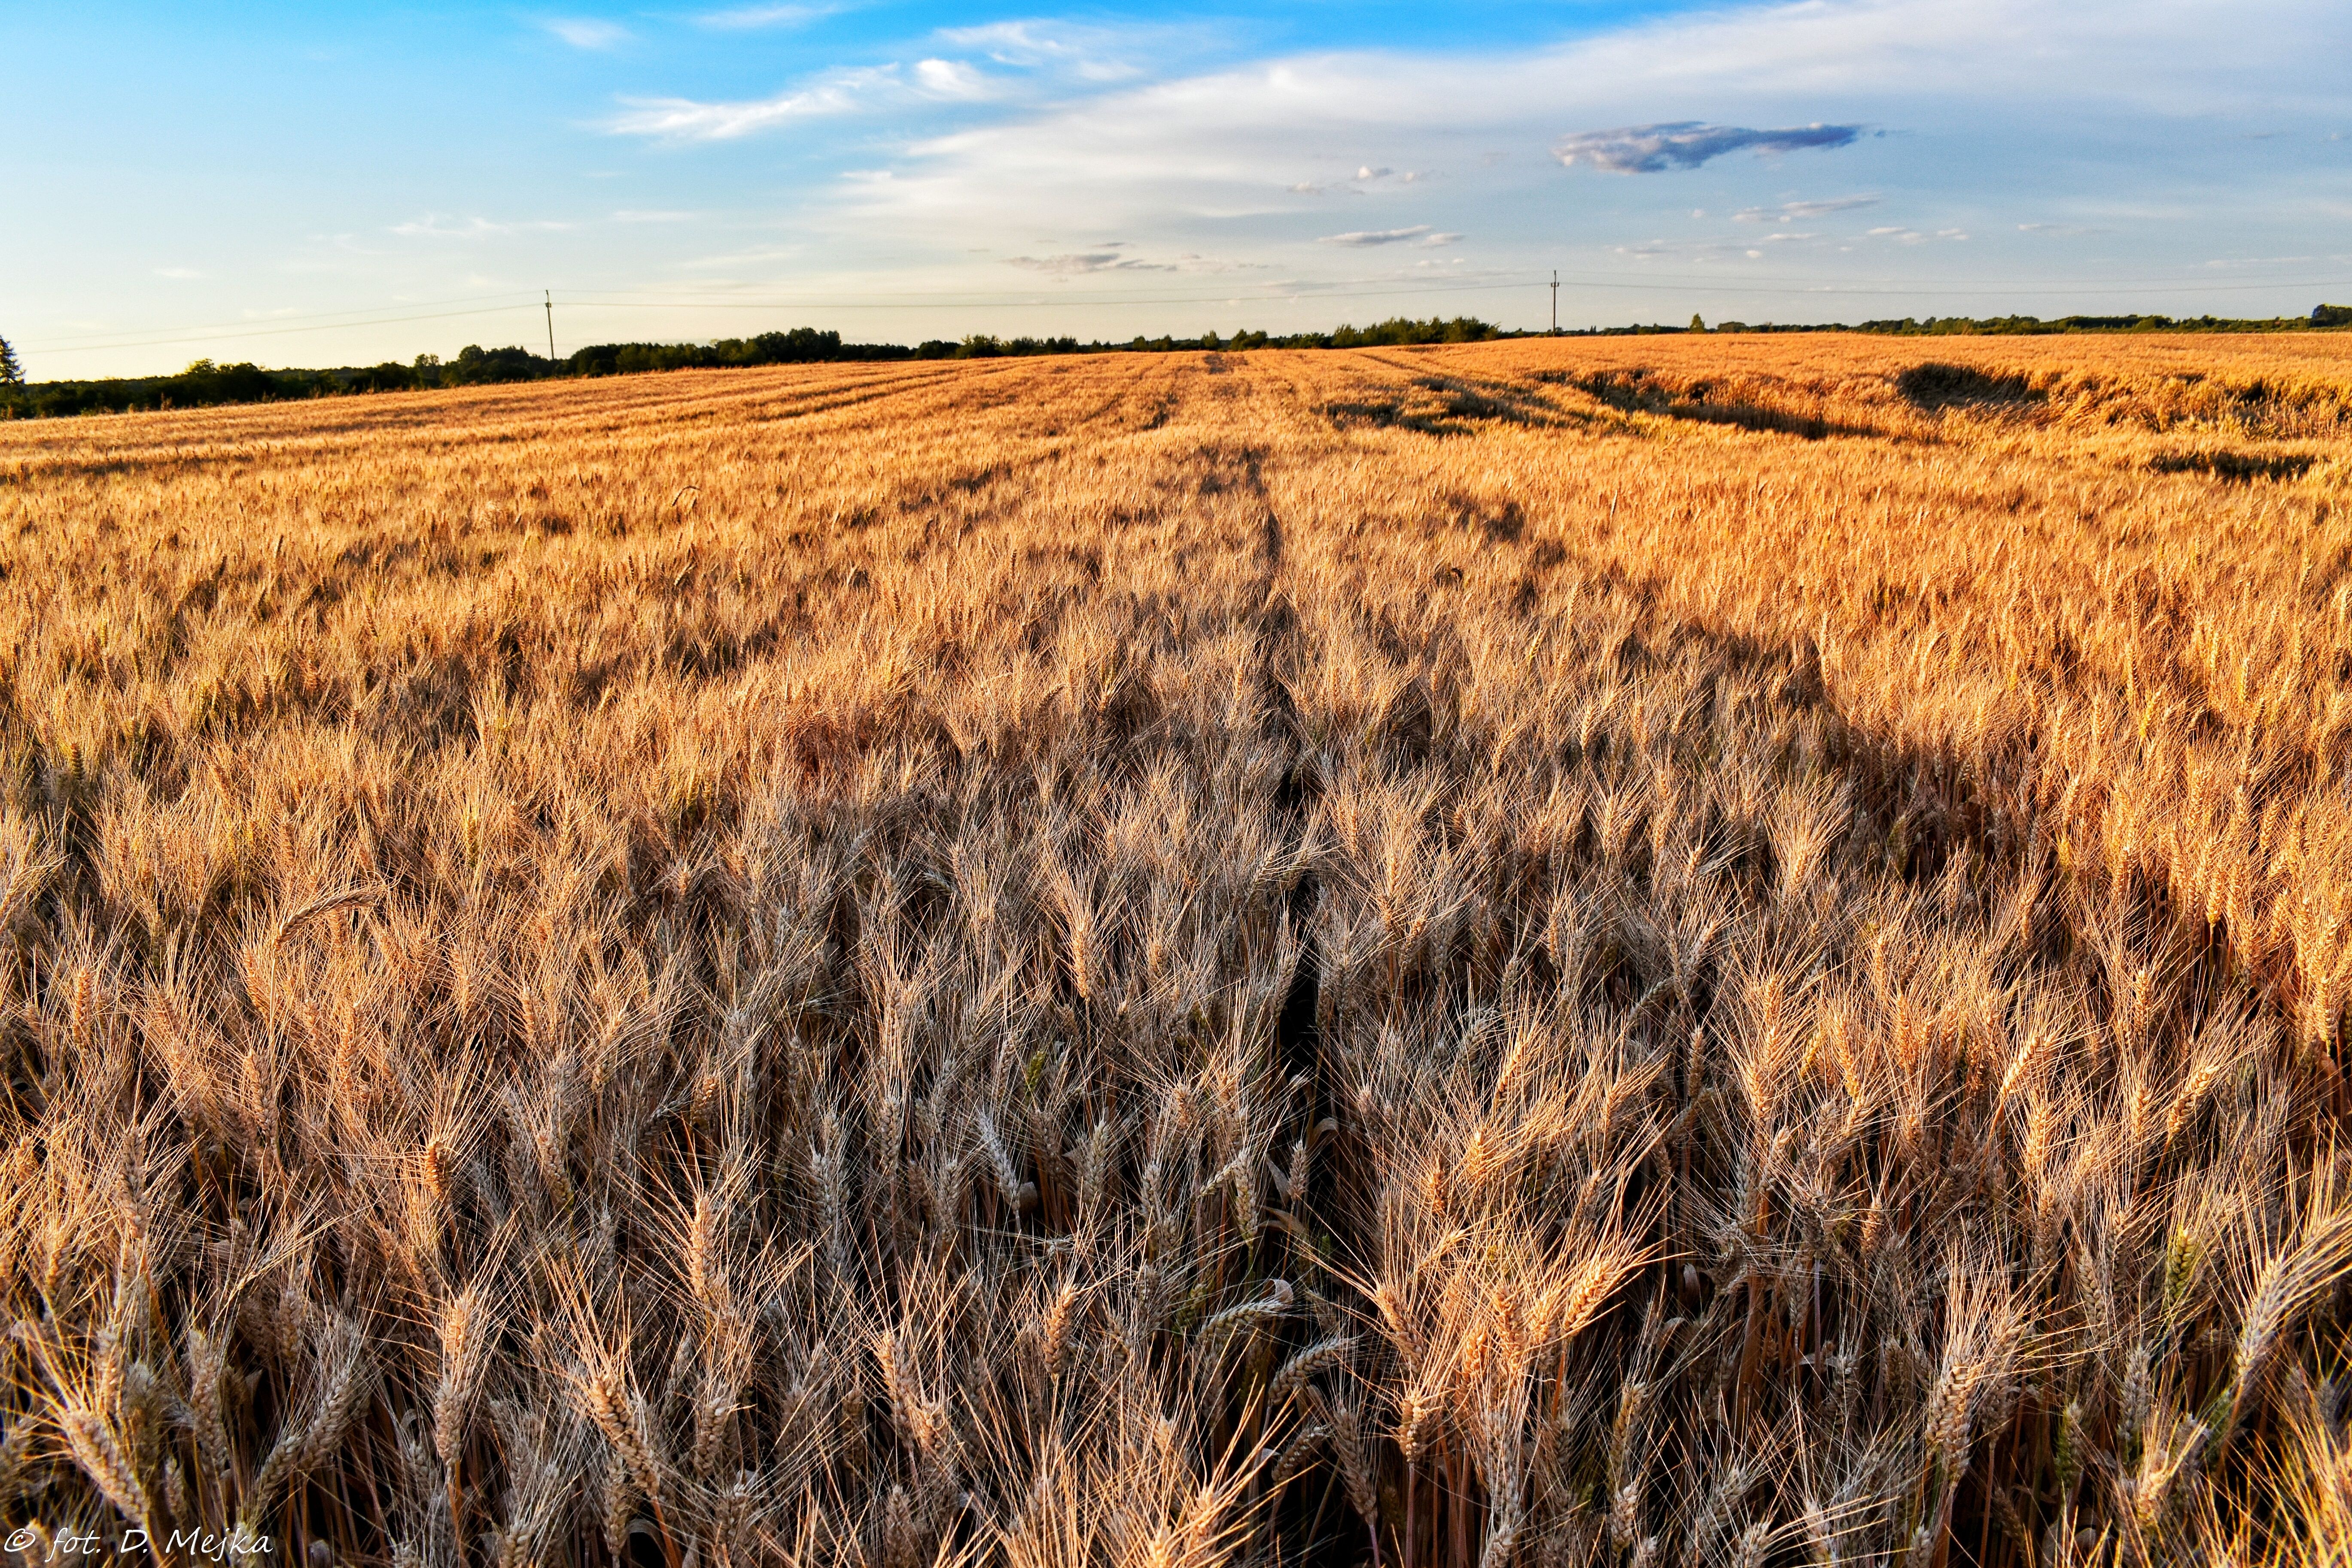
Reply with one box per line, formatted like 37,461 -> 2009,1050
2,334 -> 2350,1567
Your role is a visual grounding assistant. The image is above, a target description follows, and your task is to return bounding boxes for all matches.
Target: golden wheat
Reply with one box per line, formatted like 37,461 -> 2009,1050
0,334 -> 2350,1566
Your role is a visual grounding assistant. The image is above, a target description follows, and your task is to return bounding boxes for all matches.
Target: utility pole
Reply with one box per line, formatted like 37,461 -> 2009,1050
1550,270 -> 1559,335
545,290 -> 557,362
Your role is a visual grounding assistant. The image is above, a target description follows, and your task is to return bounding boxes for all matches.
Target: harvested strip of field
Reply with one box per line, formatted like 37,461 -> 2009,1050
1,337 -> 2349,1567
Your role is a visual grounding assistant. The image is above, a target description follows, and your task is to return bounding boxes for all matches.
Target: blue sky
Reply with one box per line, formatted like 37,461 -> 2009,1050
6,0 -> 2350,378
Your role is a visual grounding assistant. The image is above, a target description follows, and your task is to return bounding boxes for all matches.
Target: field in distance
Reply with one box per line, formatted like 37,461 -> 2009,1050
2,335 -> 2350,1566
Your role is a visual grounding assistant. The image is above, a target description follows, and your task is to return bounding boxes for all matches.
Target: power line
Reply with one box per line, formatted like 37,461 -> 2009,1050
22,269 -> 2346,359
568,274 -> 2351,305
18,278 -> 1549,356
560,279 -> 1549,310
569,267 -> 2352,303
17,279 -> 1526,353
28,292 -> 544,351
550,280 -> 2349,323
22,302 -> 555,355
1543,275 -> 2352,298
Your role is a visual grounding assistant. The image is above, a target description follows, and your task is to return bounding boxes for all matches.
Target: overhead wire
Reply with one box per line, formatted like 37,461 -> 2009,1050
21,269 -> 2348,359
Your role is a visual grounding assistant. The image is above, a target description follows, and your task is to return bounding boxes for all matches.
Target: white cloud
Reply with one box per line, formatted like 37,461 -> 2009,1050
1734,195 -> 1880,221
607,67 -> 897,139
583,0 -> 2350,334
612,210 -> 698,223
1290,165 -> 1422,195
916,58 -> 991,98
697,3 -> 839,27
604,56 -> 1003,140
391,215 -> 573,239
933,20 -> 1211,82
1556,122 -> 1866,174
153,267 -> 202,280
1007,250 -> 1174,274
545,18 -> 630,50
1318,225 -> 1459,247
1004,246 -> 1257,274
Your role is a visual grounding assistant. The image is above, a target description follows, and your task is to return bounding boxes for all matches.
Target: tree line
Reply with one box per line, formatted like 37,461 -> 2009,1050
0,318 -> 1506,417
3,307 -> 2346,417
1698,307 -> 2352,335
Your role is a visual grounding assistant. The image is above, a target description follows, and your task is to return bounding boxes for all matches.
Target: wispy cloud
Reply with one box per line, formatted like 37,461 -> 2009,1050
606,56 -> 994,140
1556,122 -> 1865,174
606,67 -> 895,139
153,267 -> 202,280
934,20 -> 1210,82
1734,194 -> 1878,221
915,58 -> 991,98
545,18 -> 630,50
1007,250 -> 1175,274
1288,167 -> 1422,196
1612,232 -> 1833,263
390,214 -> 573,238
1004,244 -> 1256,274
612,210 -> 698,223
696,3 -> 840,27
1865,225 -> 1968,243
1318,225 -> 1460,247
586,0 -> 2345,338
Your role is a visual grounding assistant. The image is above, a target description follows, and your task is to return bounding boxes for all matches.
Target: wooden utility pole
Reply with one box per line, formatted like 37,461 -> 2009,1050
1550,271 -> 1559,335
545,290 -> 557,362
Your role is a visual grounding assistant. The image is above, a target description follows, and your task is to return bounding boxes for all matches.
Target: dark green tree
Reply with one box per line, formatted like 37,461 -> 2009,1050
0,335 -> 22,385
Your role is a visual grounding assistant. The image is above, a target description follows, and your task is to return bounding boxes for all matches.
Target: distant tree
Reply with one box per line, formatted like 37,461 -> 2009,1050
0,335 -> 21,385
358,361 -> 417,393
174,359 -> 274,405
445,344 -> 554,385
1689,314 -> 1706,333
2316,304 -> 2352,329
750,327 -> 843,362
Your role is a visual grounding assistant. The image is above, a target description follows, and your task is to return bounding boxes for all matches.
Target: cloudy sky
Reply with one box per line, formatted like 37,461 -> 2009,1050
7,0 -> 2350,378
